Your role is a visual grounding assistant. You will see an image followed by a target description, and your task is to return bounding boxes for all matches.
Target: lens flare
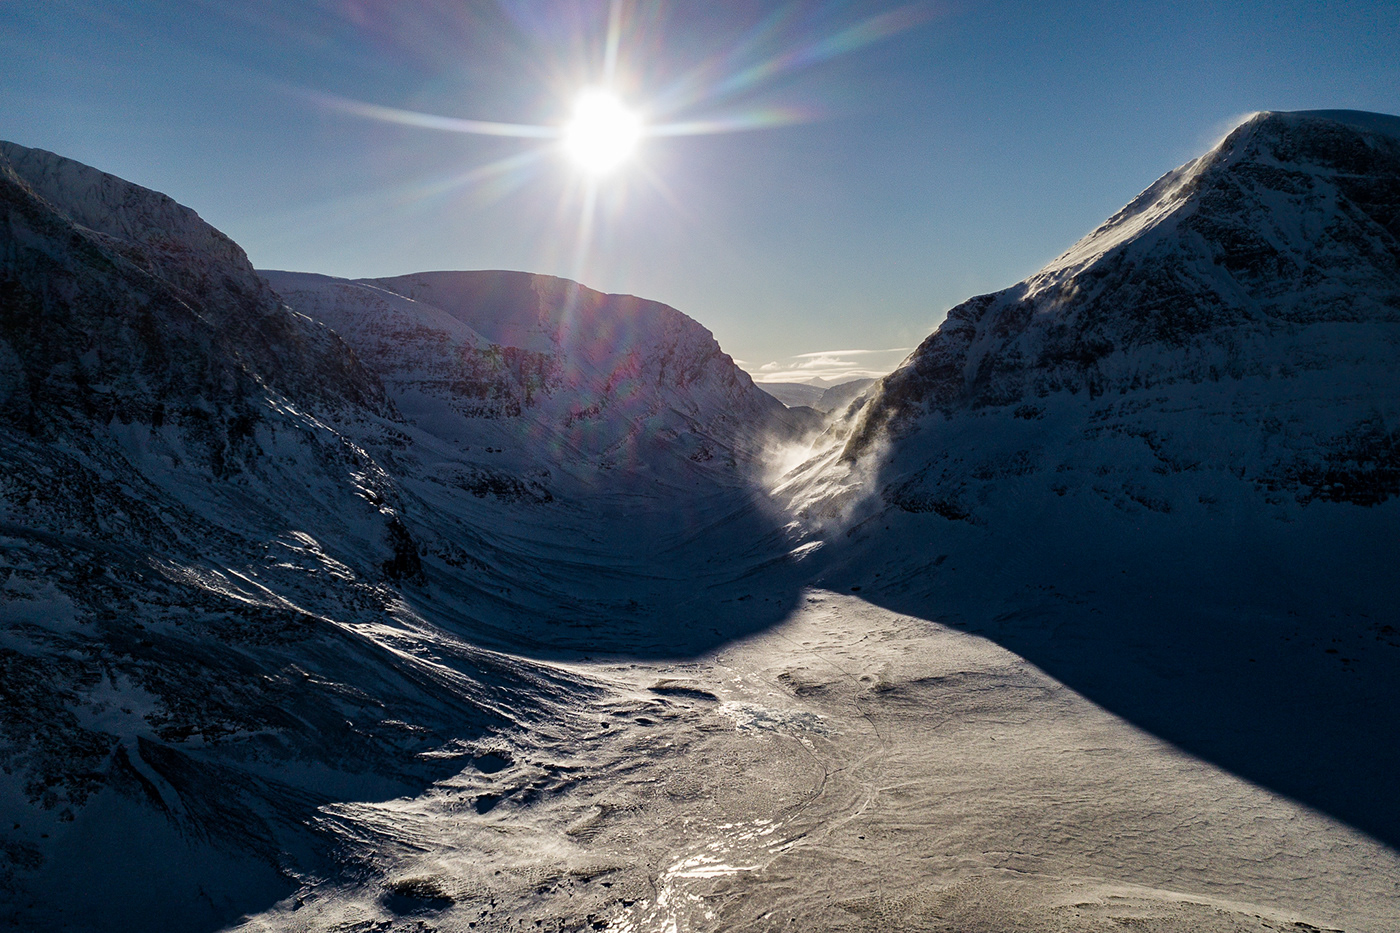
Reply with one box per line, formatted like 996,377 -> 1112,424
563,89 -> 642,175
289,4 -> 936,284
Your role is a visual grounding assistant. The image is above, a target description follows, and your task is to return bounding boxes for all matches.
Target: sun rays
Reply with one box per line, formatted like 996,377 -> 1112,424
288,2 -> 934,285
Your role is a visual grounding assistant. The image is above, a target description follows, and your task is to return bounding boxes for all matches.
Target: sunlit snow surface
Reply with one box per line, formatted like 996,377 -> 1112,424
231,594 -> 1400,932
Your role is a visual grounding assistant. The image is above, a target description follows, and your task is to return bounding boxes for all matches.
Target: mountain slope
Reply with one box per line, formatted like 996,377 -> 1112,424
0,144 -> 594,929
809,110 -> 1400,518
781,109 -> 1400,851
263,269 -> 814,467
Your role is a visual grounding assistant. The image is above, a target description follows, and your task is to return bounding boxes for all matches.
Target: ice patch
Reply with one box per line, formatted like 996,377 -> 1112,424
718,701 -> 828,735
610,819 -> 792,933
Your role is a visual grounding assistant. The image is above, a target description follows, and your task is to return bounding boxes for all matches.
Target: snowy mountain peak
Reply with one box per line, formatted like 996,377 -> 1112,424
848,109 -> 1400,436
801,109 -> 1400,523
263,268 -> 813,460
367,270 -> 754,395
1025,108 -> 1400,301
1,141 -> 260,299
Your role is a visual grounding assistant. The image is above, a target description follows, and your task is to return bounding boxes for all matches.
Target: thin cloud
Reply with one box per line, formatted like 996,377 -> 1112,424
748,346 -> 911,384
755,367 -> 892,384
792,347 -> 913,358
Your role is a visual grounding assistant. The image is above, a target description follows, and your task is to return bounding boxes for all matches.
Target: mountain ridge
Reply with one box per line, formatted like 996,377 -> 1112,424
817,109 -> 1400,516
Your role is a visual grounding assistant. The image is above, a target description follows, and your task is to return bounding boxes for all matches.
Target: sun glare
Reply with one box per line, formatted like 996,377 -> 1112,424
563,89 -> 642,175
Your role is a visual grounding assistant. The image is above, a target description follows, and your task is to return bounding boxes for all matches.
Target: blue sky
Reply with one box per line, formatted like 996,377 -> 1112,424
3,1 -> 1398,382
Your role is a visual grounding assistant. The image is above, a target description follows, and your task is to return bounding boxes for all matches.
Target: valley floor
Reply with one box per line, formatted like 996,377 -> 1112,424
233,591 -> 1398,933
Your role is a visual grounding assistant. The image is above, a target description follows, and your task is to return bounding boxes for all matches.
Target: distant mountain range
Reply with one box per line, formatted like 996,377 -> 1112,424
756,377 -> 876,412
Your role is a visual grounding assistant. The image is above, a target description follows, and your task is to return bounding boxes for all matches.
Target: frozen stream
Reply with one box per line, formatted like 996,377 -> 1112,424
233,590 -> 1398,933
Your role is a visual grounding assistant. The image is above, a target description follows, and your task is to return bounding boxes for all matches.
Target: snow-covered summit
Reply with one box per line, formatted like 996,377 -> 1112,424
1029,109 -> 1400,286
264,268 -> 813,464
1,141 -> 260,295
780,110 -> 1400,531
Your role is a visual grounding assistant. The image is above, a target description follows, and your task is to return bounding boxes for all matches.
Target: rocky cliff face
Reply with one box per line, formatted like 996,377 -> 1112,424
0,141 -> 390,425
813,111 -> 1400,520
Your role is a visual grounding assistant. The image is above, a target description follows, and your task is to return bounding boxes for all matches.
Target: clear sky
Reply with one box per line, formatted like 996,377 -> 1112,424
3,1 -> 1398,383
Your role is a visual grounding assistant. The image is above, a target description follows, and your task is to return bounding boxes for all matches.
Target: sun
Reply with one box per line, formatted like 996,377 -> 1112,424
563,89 -> 642,175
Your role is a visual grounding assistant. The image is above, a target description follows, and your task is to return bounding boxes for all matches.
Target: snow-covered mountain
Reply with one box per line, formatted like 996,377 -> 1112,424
794,110 -> 1400,522
0,142 -> 804,929
779,110 -> 1400,853
261,269 -> 814,466
0,139 -> 611,928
